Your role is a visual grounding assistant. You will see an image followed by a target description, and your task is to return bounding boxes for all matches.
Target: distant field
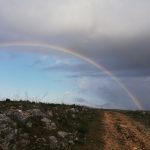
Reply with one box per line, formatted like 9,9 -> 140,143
122,110 -> 150,128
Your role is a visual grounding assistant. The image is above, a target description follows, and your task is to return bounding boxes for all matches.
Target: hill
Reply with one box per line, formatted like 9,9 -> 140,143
0,100 -> 149,150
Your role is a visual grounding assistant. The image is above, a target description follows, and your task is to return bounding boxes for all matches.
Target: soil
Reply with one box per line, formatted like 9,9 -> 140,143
103,111 -> 150,150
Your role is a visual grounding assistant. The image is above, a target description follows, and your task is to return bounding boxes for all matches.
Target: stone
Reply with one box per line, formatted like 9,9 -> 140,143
70,108 -> 76,113
75,137 -> 79,141
47,111 -> 53,117
49,122 -> 56,130
49,136 -> 58,144
20,133 -> 29,139
58,131 -> 68,138
0,114 -> 11,122
72,114 -> 76,118
68,140 -> 74,145
27,109 -> 45,117
36,138 -> 46,143
13,111 -> 23,121
26,122 -> 32,128
18,139 -> 30,147
41,117 -> 56,130
7,130 -> 15,141
41,117 -> 51,124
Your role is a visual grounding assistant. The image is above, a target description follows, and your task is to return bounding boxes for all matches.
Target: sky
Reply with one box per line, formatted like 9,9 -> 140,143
0,0 -> 150,110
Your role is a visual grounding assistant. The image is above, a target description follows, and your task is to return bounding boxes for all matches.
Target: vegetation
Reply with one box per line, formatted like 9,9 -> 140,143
0,99 -> 149,150
122,110 -> 150,128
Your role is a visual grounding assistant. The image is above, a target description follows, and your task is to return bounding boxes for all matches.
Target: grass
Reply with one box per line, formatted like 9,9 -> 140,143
122,110 -> 150,128
72,110 -> 105,150
115,122 -> 122,133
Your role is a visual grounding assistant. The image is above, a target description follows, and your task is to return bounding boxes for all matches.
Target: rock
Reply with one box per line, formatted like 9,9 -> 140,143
49,136 -> 58,144
14,129 -> 18,135
18,139 -> 30,147
26,122 -> 32,128
49,122 -> 57,130
27,109 -> 45,117
47,111 -> 53,117
7,130 -> 15,141
36,138 -> 46,143
75,137 -> 79,142
44,122 -> 57,130
6,110 -> 14,116
0,123 -> 7,129
41,117 -> 51,124
13,110 -> 22,120
60,142 -> 67,148
41,117 -> 56,130
20,133 -> 29,139
0,114 -> 11,122
68,140 -> 74,145
0,102 -> 91,150
70,108 -> 79,113
58,131 -> 68,138
0,113 -> 16,143
70,108 -> 76,113
72,114 -> 76,118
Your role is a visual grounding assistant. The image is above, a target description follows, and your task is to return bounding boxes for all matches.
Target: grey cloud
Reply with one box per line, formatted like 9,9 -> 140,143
74,77 -> 139,109
124,77 -> 150,110
0,0 -> 150,37
67,35 -> 150,76
74,97 -> 88,103
0,0 -> 150,77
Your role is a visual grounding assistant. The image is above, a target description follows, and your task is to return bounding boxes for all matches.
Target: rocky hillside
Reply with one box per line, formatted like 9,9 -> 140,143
0,100 -> 101,150
0,100 -> 150,150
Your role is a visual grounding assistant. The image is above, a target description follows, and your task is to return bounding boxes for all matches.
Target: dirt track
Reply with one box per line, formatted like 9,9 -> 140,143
103,111 -> 150,150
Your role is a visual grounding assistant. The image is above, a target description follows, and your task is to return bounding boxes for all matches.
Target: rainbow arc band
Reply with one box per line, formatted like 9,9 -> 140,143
0,41 -> 143,110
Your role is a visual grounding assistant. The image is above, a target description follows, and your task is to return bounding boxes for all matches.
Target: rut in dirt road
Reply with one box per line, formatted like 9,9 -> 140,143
103,111 -> 150,150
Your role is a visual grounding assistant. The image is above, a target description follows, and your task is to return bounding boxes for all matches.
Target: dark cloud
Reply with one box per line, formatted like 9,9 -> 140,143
67,35 -> 150,74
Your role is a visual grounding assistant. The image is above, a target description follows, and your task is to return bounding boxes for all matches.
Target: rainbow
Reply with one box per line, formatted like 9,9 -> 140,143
0,41 -> 144,110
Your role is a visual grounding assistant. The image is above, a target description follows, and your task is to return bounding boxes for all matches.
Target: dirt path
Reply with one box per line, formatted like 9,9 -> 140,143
103,111 -> 150,150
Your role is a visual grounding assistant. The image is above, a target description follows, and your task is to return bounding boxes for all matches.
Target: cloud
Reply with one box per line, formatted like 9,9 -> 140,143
32,55 -> 49,66
0,0 -> 150,77
124,77 -> 150,110
43,61 -> 103,77
73,77 -> 143,109
0,0 -> 150,37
